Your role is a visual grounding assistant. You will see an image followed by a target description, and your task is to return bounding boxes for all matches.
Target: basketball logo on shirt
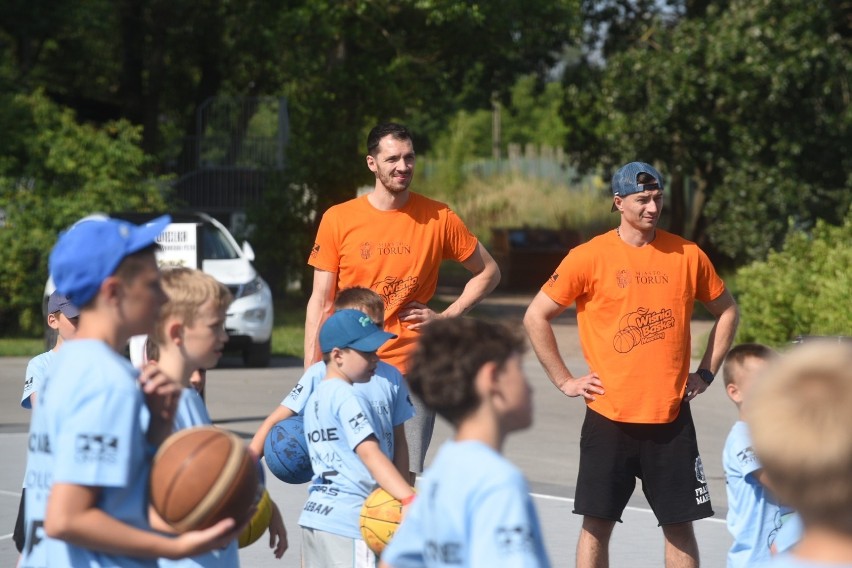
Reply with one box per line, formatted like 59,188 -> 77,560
495,524 -> 534,554
348,412 -> 367,433
310,243 -> 320,259
547,272 -> 559,287
289,384 -> 304,400
372,275 -> 419,308
75,433 -> 119,464
736,446 -> 758,467
612,307 -> 675,353
360,241 -> 373,260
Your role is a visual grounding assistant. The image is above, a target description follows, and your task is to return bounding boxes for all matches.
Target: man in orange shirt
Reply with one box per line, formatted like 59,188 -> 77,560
524,161 -> 739,568
305,122 -> 501,481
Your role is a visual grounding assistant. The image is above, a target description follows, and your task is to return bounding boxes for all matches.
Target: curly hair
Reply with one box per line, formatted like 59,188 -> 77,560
407,318 -> 525,426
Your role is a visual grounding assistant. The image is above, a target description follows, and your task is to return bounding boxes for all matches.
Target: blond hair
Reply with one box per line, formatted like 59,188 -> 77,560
746,341 -> 852,529
150,268 -> 233,346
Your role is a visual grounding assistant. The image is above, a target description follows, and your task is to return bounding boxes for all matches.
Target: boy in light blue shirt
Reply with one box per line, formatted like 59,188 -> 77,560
747,341 -> 852,567
13,291 -> 79,558
19,215 -> 238,568
149,267 -> 288,566
251,287 -> 414,478
299,309 -> 416,567
722,343 -> 782,567
381,318 -> 550,568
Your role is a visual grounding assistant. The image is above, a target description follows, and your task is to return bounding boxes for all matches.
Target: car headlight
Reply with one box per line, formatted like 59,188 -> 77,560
235,276 -> 265,299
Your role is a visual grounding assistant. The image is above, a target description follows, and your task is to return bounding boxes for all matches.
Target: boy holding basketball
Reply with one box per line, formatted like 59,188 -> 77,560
251,287 -> 414,478
380,318 -> 551,568
148,267 -> 288,565
20,215 -> 239,568
722,343 -> 784,567
300,309 -> 416,567
746,340 -> 852,566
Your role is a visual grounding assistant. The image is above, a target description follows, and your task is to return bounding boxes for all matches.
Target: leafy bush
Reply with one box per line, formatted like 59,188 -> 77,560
734,212 -> 851,346
0,91 -> 167,334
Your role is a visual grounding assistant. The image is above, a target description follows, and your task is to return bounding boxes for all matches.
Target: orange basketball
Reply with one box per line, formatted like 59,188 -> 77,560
359,487 -> 408,555
150,426 -> 258,532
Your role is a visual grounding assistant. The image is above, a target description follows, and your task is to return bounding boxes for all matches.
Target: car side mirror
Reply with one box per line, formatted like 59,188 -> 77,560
242,241 -> 256,261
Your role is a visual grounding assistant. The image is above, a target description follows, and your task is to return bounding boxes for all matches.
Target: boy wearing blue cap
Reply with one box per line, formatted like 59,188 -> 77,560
300,309 -> 416,568
13,291 -> 80,557
19,215 -> 240,568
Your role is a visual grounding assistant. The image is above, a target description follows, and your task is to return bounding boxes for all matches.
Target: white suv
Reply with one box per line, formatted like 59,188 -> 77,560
45,212 -> 274,367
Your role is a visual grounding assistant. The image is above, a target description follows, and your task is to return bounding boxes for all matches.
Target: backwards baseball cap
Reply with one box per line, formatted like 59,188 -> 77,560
320,309 -> 397,354
47,291 -> 80,319
611,161 -> 665,211
49,214 -> 171,307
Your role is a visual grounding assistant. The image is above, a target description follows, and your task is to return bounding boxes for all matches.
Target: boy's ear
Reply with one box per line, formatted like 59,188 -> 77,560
726,381 -> 741,404
99,275 -> 123,304
474,361 -> 500,399
46,312 -> 60,330
166,320 -> 184,345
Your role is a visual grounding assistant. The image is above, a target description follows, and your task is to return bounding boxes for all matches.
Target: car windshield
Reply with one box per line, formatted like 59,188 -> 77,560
200,224 -> 240,260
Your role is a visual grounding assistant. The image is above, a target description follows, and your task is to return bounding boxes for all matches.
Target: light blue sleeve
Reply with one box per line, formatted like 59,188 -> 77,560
282,362 -> 325,414
381,500 -> 426,568
468,476 -> 551,567
338,392 -> 376,450
53,383 -> 140,487
730,422 -> 763,481
21,352 -> 53,409
173,388 -> 212,430
385,364 -> 415,427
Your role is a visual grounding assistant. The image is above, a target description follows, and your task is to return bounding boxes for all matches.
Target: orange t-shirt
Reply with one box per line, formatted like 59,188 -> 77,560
309,193 -> 479,373
542,229 -> 726,423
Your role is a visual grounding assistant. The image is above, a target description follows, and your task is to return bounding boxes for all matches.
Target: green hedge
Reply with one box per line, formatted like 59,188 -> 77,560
734,212 -> 851,346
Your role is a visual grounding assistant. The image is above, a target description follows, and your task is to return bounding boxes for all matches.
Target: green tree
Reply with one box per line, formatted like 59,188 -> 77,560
562,0 -> 850,263
0,91 -> 167,332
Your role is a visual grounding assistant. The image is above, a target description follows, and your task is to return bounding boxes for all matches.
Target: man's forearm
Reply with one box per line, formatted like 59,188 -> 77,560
524,314 -> 573,389
699,304 -> 739,374
441,260 -> 500,318
304,294 -> 331,368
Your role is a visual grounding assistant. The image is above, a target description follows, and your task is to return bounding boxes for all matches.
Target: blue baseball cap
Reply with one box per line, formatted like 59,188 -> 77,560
49,214 -> 171,307
320,309 -> 397,354
47,291 -> 80,319
611,162 -> 665,211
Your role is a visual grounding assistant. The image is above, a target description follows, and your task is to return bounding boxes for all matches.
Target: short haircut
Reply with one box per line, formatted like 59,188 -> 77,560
407,318 -> 525,426
746,341 -> 852,529
111,244 -> 160,287
150,268 -> 233,346
367,122 -> 412,157
722,343 -> 777,387
335,287 -> 384,323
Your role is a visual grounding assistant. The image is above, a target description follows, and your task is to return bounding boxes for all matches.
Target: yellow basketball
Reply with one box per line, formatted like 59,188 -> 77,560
359,487 -> 410,555
238,488 -> 272,548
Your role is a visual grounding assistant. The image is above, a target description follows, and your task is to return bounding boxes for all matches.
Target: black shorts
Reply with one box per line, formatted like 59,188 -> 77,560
14,488 -> 25,553
573,404 -> 713,525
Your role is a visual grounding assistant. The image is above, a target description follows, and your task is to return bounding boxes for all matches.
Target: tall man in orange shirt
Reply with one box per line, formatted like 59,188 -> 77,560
305,122 -> 501,480
524,161 -> 739,568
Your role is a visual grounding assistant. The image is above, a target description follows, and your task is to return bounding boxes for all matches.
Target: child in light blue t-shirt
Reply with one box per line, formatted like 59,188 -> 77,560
746,341 -> 852,567
13,292 -> 79,557
19,215 -> 237,568
722,343 -> 783,567
251,287 -> 414,478
381,318 -> 550,568
148,267 -> 288,566
299,309 -> 416,567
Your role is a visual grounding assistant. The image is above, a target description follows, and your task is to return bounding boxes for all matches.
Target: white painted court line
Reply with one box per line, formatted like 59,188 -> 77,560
530,492 -> 727,525
0,489 -> 21,498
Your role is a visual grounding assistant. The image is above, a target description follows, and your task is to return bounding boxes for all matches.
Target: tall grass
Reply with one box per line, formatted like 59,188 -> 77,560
418,166 -> 617,246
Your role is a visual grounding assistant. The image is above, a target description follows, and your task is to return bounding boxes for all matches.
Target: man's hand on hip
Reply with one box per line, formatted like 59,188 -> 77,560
558,371 -> 605,400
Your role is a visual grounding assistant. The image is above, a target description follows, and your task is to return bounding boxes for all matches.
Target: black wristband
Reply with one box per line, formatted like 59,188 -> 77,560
696,368 -> 715,385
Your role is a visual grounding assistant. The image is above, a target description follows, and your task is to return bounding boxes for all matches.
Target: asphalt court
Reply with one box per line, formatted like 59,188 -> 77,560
0,295 -> 735,566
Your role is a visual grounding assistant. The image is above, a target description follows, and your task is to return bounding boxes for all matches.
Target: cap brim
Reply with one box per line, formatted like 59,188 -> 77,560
349,330 -> 397,353
127,215 -> 171,254
60,304 -> 80,319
